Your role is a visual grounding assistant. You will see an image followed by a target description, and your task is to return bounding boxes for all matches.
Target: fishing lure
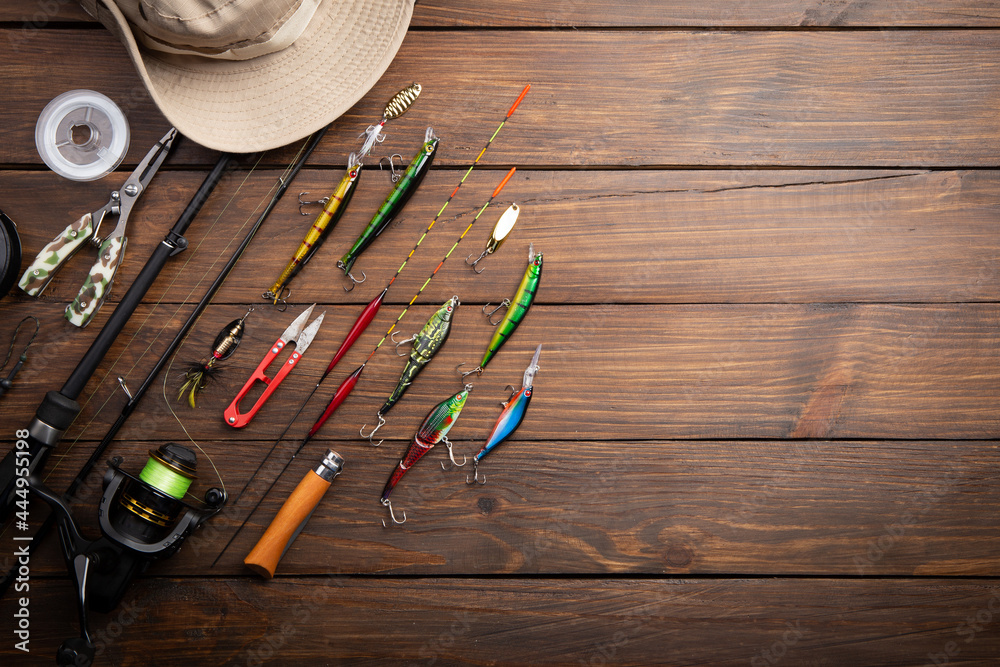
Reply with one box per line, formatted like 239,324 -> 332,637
466,203 -> 520,273
263,84 -> 423,305
337,127 -> 439,289
381,385 -> 472,525
462,244 -> 542,378
362,296 -> 459,446
467,344 -> 541,485
177,308 -> 252,408
263,154 -> 362,305
0,316 -> 39,399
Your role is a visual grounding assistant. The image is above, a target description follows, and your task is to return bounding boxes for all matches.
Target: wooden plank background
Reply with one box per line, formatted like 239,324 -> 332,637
0,1 -> 998,665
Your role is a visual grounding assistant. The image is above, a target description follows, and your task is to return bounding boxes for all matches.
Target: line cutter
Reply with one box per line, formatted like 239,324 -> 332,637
19,127 -> 178,327
224,304 -> 325,428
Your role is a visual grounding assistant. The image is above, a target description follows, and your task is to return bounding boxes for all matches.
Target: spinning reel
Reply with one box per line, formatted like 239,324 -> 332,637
30,443 -> 226,666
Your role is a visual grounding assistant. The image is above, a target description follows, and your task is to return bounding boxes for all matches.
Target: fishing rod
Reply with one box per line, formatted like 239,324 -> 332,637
226,84 -> 531,510
213,165 -> 517,566
0,150 -> 232,521
0,130 -> 326,596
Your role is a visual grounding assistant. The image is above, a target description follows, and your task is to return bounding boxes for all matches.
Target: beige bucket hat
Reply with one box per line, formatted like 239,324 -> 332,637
78,0 -> 414,153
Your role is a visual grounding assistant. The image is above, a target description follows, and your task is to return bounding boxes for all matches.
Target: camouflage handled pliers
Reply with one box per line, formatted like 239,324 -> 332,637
18,127 -> 178,327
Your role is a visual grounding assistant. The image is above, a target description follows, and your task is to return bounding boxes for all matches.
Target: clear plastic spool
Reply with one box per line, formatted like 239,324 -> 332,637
35,90 -> 130,181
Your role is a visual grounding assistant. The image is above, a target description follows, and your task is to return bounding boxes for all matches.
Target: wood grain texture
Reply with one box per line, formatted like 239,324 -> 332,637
0,302 -> 996,443
3,578 -> 1000,666
2,30 -> 1000,167
6,438 -> 997,577
4,0 -> 1000,26
2,169 -> 997,308
1,1 -> 998,664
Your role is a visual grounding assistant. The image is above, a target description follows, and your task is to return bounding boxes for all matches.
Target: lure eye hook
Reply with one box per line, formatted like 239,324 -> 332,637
360,413 -> 386,447
381,499 -> 407,527
456,362 -> 484,380
482,299 -> 510,326
379,154 -> 404,183
440,436 -> 468,470
466,461 -> 487,486
343,270 -> 367,292
297,192 -> 329,216
465,250 -> 488,274
391,331 -> 417,356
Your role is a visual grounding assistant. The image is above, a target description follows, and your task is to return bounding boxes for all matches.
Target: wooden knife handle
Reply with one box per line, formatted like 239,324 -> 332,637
244,450 -> 344,578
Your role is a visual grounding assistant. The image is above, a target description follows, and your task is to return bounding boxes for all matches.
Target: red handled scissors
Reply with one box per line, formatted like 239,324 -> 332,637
224,304 -> 324,428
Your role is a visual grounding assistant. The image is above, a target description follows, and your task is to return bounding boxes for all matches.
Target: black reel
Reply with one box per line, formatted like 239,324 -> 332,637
29,443 -> 226,666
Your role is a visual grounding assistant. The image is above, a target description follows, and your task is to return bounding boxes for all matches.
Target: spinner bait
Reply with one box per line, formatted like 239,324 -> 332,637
463,244 -> 542,378
263,154 -> 361,305
337,127 -> 439,289
381,386 -> 472,525
466,203 -> 520,273
177,308 -> 252,408
467,344 -> 541,485
362,296 -> 459,446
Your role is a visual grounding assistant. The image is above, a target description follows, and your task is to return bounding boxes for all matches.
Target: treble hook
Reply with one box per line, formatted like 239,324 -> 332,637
391,331 -> 417,356
297,192 -> 329,216
381,498 -> 407,527
500,384 -> 517,408
379,154 -> 404,183
360,413 -> 386,447
465,249 -> 489,274
342,270 -> 367,292
263,286 -> 290,311
466,460 -> 487,485
456,362 -> 484,380
440,436 -> 468,470
482,299 -> 510,326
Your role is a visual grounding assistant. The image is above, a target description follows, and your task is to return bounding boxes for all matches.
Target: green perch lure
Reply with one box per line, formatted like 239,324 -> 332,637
463,244 -> 542,378
337,127 -> 439,290
362,296 -> 459,446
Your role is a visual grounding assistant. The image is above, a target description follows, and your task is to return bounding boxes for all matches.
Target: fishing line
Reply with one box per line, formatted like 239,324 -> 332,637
224,84 -> 531,512
40,140 -> 307,482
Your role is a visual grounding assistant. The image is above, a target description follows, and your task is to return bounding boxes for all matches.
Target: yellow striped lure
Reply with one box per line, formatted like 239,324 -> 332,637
262,84 -> 422,306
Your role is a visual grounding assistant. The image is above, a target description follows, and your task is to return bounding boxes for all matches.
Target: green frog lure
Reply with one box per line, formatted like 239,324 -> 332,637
337,126 -> 439,290
177,308 -> 252,408
362,296 -> 459,446
462,244 -> 542,378
380,385 -> 472,526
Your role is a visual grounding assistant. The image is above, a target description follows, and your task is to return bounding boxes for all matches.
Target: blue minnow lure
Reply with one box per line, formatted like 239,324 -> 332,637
466,344 -> 541,485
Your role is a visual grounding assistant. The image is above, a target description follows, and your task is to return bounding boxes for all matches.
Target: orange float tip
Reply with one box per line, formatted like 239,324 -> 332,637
493,168 -> 516,198
507,84 -> 531,117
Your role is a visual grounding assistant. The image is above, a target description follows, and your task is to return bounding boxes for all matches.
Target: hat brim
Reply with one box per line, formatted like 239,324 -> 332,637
89,0 -> 413,153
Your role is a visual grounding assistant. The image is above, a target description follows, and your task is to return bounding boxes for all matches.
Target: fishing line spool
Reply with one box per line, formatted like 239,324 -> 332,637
35,90 -> 131,181
30,442 -> 225,666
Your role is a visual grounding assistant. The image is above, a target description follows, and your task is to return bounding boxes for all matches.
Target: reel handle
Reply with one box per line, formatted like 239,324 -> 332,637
244,450 -> 343,578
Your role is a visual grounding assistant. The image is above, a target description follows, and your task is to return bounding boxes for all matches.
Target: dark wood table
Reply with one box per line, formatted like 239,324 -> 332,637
1,2 -> 998,665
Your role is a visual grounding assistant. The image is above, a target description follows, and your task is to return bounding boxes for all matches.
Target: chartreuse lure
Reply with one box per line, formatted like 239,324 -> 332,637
466,344 -> 541,485
337,127 -> 439,289
362,296 -> 459,446
380,385 -> 472,525
463,244 -> 542,378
